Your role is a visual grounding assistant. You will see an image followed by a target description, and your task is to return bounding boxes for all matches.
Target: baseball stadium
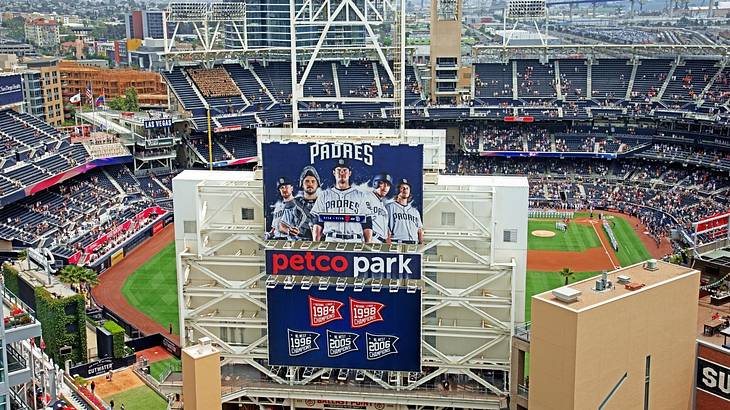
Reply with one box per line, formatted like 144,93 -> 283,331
0,0 -> 729,409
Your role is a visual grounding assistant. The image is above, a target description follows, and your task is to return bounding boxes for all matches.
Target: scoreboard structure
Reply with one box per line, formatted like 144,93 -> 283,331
173,128 -> 528,409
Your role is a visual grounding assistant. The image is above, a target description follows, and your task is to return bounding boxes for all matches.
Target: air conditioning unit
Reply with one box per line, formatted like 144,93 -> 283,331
552,287 -> 581,303
617,275 -> 631,284
644,259 -> 658,271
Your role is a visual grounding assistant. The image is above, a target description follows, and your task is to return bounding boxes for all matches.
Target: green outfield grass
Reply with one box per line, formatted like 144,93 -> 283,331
608,216 -> 653,267
524,270 -> 600,322
105,385 -> 167,410
527,220 -> 601,252
149,357 -> 182,382
121,243 -> 179,334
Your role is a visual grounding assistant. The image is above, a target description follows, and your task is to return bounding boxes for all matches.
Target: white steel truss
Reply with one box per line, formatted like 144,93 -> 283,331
164,2 -> 247,57
289,0 -> 407,133
178,177 -> 518,409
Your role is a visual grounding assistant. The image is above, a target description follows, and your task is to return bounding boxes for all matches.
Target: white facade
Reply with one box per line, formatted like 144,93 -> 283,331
173,136 -> 527,408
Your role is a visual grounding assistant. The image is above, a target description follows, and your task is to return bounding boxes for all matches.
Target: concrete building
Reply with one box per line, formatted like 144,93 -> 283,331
514,261 -> 699,410
0,40 -> 34,58
430,0 -> 462,104
23,18 -> 60,50
0,283 -> 45,408
20,57 -> 64,126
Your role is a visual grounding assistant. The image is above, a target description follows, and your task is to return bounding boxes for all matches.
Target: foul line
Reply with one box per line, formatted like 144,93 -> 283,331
589,220 -> 620,270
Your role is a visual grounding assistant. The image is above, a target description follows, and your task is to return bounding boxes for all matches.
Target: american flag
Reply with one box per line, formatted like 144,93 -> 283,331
85,86 -> 93,103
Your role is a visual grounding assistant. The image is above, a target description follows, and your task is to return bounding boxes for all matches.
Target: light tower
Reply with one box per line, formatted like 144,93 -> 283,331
430,0 -> 463,104
502,0 -> 549,47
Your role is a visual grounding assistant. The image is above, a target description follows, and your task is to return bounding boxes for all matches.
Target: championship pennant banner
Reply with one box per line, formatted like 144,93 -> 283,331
267,285 -> 421,372
265,249 -> 421,279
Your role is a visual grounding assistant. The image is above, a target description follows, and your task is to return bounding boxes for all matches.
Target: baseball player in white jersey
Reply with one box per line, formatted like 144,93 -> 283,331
311,159 -> 372,243
268,177 -> 296,240
386,178 -> 423,244
365,173 -> 392,243
279,166 -> 320,241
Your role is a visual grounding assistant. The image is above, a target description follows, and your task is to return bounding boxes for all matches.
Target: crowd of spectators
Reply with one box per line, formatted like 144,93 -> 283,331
447,151 -> 728,245
188,67 -> 241,98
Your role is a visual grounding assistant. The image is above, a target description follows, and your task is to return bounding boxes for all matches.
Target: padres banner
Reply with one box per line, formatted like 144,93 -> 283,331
267,284 -> 421,372
262,142 -> 424,245
111,249 -> 124,266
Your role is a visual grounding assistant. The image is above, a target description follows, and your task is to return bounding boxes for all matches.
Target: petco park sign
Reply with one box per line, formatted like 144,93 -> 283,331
265,249 -> 421,279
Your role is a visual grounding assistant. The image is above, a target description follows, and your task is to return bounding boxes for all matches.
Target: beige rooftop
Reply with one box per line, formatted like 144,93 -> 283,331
534,260 -> 697,311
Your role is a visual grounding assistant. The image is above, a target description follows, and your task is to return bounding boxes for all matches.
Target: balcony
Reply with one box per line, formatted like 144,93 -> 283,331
6,344 -> 31,387
2,288 -> 42,344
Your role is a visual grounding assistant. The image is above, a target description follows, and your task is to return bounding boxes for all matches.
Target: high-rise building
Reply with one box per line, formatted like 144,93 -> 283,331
20,57 -> 64,126
126,10 -> 170,40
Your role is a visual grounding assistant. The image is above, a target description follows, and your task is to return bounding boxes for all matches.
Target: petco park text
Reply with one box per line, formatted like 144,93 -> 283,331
266,249 -> 421,279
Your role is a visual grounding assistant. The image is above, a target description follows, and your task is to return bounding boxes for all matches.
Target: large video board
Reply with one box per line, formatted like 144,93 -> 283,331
267,285 -> 421,372
262,142 -> 424,245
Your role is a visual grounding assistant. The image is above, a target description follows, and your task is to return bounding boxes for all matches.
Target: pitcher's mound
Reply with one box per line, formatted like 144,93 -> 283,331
532,230 -> 556,238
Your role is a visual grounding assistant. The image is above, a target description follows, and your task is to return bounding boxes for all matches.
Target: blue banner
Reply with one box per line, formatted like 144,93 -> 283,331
267,285 -> 421,371
143,118 -> 172,129
0,74 -> 23,107
262,142 -> 424,244
265,249 -> 421,279
479,150 -> 617,159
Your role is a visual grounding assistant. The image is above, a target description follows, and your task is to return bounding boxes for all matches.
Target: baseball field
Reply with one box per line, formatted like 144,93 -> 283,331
525,211 -> 661,321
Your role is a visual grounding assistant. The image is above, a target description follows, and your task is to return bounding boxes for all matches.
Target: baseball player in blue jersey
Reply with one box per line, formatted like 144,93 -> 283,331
311,159 -> 373,243
279,166 -> 320,241
386,178 -> 423,244
268,177 -> 296,240
365,173 -> 392,243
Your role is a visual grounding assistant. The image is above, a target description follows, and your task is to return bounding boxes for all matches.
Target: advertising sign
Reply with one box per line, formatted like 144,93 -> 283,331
265,249 -> 421,279
143,118 -> 172,129
267,285 -> 421,371
262,142 -> 424,245
0,74 -> 23,107
697,357 -> 730,402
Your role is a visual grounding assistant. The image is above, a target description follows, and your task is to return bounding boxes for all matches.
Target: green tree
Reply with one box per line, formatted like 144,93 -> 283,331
124,87 -> 139,111
58,265 -> 99,304
559,267 -> 575,286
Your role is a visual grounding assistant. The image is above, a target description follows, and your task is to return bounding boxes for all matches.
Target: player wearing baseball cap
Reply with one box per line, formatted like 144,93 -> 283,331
310,158 -> 373,243
365,173 -> 393,243
386,178 -> 423,244
267,177 -> 296,240
280,166 -> 320,240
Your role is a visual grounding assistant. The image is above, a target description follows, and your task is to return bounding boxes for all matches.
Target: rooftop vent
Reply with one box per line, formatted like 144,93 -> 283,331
625,282 -> 645,291
552,287 -> 581,303
617,275 -> 631,284
644,259 -> 658,271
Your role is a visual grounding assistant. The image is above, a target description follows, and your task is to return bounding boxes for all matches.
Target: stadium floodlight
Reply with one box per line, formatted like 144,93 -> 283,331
210,2 -> 246,21
507,0 -> 547,19
168,2 -> 209,22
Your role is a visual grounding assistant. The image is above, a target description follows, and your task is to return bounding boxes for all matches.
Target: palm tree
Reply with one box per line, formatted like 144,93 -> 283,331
17,249 -> 27,270
58,265 -> 99,305
559,267 -> 575,286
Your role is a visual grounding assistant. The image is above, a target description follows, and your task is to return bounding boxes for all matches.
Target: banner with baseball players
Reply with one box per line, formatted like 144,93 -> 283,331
262,142 -> 424,244
267,284 -> 421,371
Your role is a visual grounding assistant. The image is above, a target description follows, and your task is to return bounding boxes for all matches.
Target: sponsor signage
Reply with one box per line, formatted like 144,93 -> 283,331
143,118 -> 172,129
267,285 -> 420,371
697,357 -> 730,401
503,116 -> 534,122
294,399 -> 395,409
214,125 -> 242,133
262,142 -> 424,244
265,249 -> 421,279
0,74 -> 22,107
